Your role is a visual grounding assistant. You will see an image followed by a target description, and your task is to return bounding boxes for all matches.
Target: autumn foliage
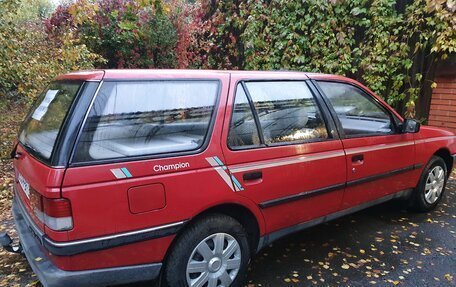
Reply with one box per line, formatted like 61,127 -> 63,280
0,0 -> 102,101
188,0 -> 456,118
0,0 -> 455,118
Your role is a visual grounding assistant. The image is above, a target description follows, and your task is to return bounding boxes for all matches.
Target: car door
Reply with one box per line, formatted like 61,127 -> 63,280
221,75 -> 347,234
315,80 -> 416,209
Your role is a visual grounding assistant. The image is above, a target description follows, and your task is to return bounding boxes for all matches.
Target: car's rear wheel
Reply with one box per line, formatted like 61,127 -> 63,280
412,156 -> 448,212
161,214 -> 250,287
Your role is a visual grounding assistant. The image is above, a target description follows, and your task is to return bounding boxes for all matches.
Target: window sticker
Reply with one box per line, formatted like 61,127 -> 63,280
32,90 -> 59,121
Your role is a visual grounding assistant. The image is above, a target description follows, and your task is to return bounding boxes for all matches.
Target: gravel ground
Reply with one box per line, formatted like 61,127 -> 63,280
0,162 -> 455,286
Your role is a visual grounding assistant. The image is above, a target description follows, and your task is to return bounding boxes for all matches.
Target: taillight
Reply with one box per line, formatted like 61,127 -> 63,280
29,188 -> 73,231
42,198 -> 73,231
30,188 -> 44,221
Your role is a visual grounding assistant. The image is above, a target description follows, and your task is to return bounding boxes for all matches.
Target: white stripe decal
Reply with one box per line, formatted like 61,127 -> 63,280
229,150 -> 346,173
345,141 -> 415,155
206,157 -> 236,191
225,136 -> 456,175
415,135 -> 456,144
111,169 -> 126,179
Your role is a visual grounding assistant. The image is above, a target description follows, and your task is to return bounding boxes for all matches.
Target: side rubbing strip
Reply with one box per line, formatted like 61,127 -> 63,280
346,165 -> 415,187
43,220 -> 186,256
259,183 -> 345,209
259,164 -> 420,209
257,189 -> 414,251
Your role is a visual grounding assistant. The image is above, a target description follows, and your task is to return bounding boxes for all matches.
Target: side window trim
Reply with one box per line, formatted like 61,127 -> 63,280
310,79 -> 346,139
305,80 -> 340,140
227,79 -> 336,151
226,83 -> 265,151
314,80 -> 400,139
240,81 -> 265,145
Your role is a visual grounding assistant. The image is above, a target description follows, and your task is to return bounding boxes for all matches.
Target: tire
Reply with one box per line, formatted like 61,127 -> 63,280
161,214 -> 251,287
412,156 -> 448,212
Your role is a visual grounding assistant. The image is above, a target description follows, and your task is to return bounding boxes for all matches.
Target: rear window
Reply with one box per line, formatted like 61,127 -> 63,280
19,81 -> 82,161
73,80 -> 219,163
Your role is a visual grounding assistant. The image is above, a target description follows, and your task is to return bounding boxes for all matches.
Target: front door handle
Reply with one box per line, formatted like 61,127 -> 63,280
352,154 -> 364,164
243,171 -> 262,181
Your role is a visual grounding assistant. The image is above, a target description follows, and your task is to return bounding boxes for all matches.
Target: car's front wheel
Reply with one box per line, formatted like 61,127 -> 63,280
412,156 -> 448,212
161,214 -> 251,287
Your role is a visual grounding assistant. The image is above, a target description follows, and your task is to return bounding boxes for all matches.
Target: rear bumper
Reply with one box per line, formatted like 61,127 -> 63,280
12,196 -> 162,287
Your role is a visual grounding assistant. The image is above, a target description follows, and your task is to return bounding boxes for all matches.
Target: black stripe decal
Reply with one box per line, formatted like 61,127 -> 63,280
414,163 -> 423,169
259,183 -> 345,209
259,164 -> 420,209
43,222 -> 186,256
346,165 -> 416,187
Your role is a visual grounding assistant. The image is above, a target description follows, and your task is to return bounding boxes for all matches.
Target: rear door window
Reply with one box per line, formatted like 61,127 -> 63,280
228,81 -> 329,148
73,80 -> 219,163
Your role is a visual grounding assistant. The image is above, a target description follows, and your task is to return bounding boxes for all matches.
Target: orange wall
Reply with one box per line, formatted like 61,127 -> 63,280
428,75 -> 456,133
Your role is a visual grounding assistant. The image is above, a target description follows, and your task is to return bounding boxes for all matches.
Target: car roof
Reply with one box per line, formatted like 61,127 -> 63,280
55,69 -> 355,82
54,69 -> 403,121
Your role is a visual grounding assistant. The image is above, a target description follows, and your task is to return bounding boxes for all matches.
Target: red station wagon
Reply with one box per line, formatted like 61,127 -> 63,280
2,70 -> 456,287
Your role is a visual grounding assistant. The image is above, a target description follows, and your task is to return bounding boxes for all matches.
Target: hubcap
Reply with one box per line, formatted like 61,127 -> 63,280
208,257 -> 222,272
186,233 -> 241,287
424,165 -> 445,204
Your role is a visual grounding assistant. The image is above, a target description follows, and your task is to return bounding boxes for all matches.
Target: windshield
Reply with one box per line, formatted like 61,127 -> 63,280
19,81 -> 82,161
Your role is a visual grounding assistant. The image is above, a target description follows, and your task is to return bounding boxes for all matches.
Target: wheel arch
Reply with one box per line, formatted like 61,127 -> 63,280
192,203 -> 261,255
433,148 -> 453,177
164,201 -> 264,265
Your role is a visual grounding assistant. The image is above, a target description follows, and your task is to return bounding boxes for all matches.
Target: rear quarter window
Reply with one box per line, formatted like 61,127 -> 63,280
73,80 -> 219,163
19,81 -> 82,161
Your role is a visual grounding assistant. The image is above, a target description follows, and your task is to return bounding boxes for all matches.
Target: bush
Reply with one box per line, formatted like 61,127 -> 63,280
0,0 -> 103,102
190,0 -> 456,118
46,0 -> 179,69
2,0 -> 454,117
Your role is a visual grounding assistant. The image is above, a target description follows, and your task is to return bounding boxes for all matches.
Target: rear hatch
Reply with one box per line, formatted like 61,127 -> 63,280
13,81 -> 84,234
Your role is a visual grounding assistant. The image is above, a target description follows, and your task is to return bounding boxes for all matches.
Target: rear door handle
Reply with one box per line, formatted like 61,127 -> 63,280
243,171 -> 262,181
352,154 -> 364,163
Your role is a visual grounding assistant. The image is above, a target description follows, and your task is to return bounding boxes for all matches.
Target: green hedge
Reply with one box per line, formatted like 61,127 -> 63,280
191,0 -> 456,118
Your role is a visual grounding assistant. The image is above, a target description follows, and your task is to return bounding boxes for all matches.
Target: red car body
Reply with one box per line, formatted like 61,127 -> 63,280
7,70 -> 456,287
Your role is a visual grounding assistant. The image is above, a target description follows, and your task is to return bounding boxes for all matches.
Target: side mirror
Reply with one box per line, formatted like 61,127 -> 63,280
402,119 -> 420,133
